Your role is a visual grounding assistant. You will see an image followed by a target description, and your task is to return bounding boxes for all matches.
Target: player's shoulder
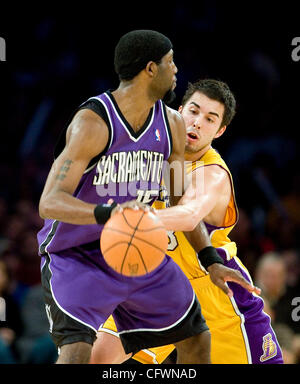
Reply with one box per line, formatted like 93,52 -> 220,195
68,109 -> 107,139
202,148 -> 230,172
164,105 -> 185,140
163,105 -> 186,157
203,163 -> 229,181
196,149 -> 232,185
165,105 -> 184,124
64,108 -> 109,156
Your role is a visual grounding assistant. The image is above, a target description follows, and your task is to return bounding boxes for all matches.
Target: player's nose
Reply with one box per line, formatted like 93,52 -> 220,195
193,116 -> 202,129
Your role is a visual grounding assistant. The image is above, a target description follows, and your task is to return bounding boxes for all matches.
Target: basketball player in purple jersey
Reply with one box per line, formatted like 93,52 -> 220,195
37,30 -> 259,363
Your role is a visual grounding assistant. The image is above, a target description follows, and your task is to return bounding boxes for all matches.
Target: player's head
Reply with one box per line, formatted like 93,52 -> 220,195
114,30 -> 177,103
0,260 -> 10,294
179,79 -> 236,155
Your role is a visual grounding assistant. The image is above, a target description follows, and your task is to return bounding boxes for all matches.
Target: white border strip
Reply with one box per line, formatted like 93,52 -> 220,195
46,252 -> 98,333
233,256 -> 283,360
41,257 -> 47,271
99,327 -> 159,363
39,219 -> 57,255
98,327 -> 120,338
83,162 -> 97,175
227,288 -> 252,364
140,349 -> 159,364
119,291 -> 195,335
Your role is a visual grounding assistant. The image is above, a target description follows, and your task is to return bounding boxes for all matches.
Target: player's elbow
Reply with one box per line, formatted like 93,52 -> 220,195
39,194 -> 55,219
185,218 -> 200,231
182,210 -> 202,231
39,198 -> 49,219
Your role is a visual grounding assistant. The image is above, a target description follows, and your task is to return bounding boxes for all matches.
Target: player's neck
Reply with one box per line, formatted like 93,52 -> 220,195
113,82 -> 155,108
112,83 -> 155,132
184,145 -> 211,162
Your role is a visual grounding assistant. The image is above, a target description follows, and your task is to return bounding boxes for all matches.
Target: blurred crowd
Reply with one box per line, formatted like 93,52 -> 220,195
0,5 -> 299,364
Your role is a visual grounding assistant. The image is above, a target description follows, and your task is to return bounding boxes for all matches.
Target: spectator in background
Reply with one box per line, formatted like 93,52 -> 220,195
255,252 -> 299,334
0,261 -> 23,363
0,198 -> 57,364
0,199 -> 44,307
281,249 -> 300,291
293,334 -> 300,364
15,284 -> 58,364
273,323 -> 298,364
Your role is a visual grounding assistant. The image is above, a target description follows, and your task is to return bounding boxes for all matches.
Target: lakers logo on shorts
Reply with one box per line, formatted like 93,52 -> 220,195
260,333 -> 277,362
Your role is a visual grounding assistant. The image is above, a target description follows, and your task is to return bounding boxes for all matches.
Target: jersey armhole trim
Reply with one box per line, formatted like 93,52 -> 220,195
160,101 -> 173,158
193,163 -> 239,228
79,97 -> 114,172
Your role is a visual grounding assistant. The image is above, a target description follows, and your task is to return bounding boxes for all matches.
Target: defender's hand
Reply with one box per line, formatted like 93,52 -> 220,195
109,199 -> 152,217
207,263 -> 261,297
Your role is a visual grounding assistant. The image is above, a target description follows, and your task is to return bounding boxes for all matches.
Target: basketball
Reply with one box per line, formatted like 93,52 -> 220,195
100,208 -> 168,276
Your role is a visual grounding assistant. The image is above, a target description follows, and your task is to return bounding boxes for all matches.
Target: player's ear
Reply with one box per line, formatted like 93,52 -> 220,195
178,105 -> 183,114
145,61 -> 158,78
214,125 -> 227,139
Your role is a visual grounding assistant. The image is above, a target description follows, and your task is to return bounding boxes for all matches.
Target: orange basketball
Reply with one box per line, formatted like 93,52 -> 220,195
100,208 -> 168,276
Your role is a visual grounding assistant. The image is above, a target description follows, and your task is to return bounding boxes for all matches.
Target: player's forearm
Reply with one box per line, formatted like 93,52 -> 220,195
184,221 -> 212,251
39,190 -> 97,225
155,203 -> 203,231
156,193 -> 212,231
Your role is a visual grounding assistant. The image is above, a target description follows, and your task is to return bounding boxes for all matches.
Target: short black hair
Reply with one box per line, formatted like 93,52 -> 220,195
114,30 -> 172,81
182,79 -> 237,127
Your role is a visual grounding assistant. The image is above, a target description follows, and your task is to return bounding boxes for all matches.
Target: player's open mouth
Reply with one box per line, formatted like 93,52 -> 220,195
187,132 -> 198,142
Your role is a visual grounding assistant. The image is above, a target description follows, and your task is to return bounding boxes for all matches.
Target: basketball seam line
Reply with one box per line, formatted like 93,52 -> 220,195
125,242 -> 148,274
120,210 -> 156,231
102,228 -> 167,254
120,210 -> 146,274
105,225 -> 166,232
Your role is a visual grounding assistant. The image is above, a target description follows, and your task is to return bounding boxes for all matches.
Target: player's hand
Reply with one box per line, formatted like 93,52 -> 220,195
207,263 -> 261,297
109,199 -> 152,217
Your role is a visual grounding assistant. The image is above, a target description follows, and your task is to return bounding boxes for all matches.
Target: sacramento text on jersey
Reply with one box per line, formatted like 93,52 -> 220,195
93,150 -> 165,185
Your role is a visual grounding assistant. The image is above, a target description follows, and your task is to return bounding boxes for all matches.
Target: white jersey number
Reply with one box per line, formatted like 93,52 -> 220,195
167,231 -> 178,251
136,189 -> 159,204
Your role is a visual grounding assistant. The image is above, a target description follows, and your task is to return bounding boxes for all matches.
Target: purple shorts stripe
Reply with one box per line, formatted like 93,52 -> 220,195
225,256 -> 283,364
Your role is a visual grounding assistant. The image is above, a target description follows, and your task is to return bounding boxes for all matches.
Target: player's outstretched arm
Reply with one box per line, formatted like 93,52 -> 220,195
185,228 -> 261,296
156,164 -> 229,231
39,109 -> 109,225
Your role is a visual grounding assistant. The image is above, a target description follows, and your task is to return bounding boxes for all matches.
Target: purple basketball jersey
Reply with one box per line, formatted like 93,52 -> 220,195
37,91 -> 172,255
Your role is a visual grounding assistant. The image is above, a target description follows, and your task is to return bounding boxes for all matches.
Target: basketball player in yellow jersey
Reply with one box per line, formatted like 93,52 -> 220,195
91,79 -> 283,364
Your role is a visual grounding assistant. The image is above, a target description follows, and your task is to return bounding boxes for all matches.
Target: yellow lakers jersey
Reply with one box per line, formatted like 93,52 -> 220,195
153,147 -> 239,279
